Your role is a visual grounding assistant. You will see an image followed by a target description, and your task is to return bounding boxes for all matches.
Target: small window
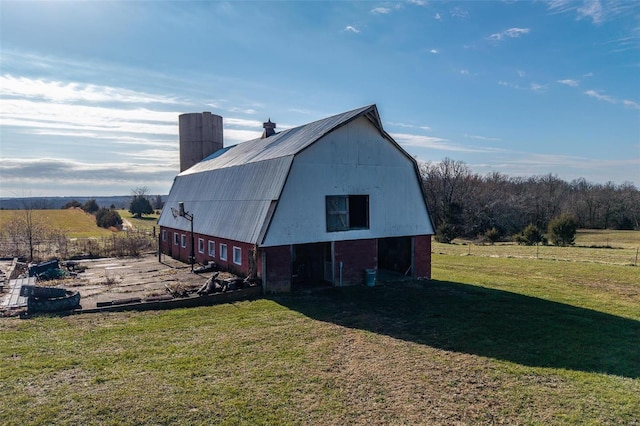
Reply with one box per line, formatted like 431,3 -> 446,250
181,234 -> 187,248
208,241 -> 215,257
161,229 -> 166,241
220,243 -> 227,261
198,238 -> 204,254
233,247 -> 242,265
173,233 -> 179,245
326,195 -> 369,232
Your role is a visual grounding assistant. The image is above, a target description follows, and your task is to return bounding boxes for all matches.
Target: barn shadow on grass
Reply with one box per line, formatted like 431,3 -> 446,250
274,280 -> 640,379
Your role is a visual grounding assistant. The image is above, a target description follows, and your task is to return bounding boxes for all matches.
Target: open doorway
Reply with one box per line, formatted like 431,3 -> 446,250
292,242 -> 332,289
378,237 -> 412,276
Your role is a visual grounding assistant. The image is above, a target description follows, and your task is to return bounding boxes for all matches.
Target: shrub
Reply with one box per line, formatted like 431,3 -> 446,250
517,224 -> 545,246
61,200 -> 82,209
548,214 -> 578,247
484,227 -> 500,245
435,223 -> 456,244
82,199 -> 99,214
96,208 -> 123,229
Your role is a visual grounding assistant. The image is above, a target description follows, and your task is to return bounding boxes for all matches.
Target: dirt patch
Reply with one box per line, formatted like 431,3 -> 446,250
36,253 -> 219,310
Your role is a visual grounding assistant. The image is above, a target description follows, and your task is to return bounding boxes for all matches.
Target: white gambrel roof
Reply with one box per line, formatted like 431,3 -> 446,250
158,104 -> 422,244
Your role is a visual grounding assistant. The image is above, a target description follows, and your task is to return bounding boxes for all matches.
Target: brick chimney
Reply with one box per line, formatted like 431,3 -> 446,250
262,118 -> 276,138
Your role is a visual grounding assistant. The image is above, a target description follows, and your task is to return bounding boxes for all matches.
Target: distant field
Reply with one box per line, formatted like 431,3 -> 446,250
0,209 -> 113,238
0,209 -> 161,238
1,253 -> 637,425
435,229 -> 640,266
116,209 -> 160,233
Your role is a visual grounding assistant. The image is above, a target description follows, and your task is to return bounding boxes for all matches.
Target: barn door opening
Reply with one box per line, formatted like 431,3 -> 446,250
292,242 -> 331,289
378,237 -> 412,277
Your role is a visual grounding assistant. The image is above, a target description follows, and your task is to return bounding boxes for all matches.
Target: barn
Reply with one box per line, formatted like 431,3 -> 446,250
158,104 -> 434,292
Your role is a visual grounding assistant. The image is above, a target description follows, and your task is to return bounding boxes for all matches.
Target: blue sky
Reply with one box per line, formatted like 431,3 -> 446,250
1,0 -> 638,197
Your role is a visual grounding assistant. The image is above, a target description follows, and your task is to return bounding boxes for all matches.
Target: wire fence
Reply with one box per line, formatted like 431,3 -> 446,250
432,241 -> 639,266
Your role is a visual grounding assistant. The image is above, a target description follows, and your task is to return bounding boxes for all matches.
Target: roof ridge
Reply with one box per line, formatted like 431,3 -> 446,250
181,104 -> 379,175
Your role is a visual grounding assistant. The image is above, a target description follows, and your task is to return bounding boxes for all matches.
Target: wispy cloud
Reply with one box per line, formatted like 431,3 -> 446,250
409,0 -> 426,6
1,99 -> 179,137
388,122 -> 432,131
0,158 -> 178,196
583,90 -> 640,110
464,134 -> 501,142
557,79 -> 579,87
584,89 -> 617,104
530,82 -> 547,92
392,132 -> 500,153
622,99 -> 640,109
450,7 -> 470,19
434,13 -> 441,20
546,0 -> 640,24
459,69 -> 470,75
577,0 -> 604,24
488,27 -> 530,41
483,152 -> 640,180
430,49 -> 439,54
344,25 -> 360,33
606,35 -> 640,53
499,80 -> 547,92
0,74 -> 182,105
499,81 -> 519,89
371,7 -> 391,14
228,107 -> 257,115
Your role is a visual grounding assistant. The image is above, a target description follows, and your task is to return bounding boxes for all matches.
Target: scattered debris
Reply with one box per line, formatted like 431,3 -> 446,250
20,284 -> 81,313
196,272 -> 257,295
193,261 -> 218,274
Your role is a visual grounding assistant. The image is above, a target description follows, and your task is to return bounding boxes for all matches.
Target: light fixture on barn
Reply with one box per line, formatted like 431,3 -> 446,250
172,201 -> 195,272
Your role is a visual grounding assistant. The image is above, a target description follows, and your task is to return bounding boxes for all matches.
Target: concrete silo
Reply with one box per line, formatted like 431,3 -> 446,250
179,112 -> 223,172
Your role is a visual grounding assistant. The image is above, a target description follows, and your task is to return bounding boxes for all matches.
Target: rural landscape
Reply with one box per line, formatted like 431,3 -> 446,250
1,1 -> 639,424
1,183 -> 638,424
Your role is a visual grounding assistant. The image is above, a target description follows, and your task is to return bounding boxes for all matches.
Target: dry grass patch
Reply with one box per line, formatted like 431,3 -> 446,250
0,209 -> 112,238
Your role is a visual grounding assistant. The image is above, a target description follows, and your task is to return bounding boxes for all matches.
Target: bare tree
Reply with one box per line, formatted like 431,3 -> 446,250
132,187 -> 150,197
0,201 -> 51,261
419,158 -> 474,233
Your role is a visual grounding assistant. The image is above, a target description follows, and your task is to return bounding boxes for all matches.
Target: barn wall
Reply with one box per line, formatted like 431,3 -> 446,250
263,116 -> 433,247
159,226 -> 255,277
413,235 -> 432,279
334,239 -> 377,286
263,245 -> 292,293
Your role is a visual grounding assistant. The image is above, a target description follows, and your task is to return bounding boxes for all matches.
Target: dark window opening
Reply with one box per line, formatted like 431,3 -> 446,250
378,237 -> 412,275
326,195 -> 369,232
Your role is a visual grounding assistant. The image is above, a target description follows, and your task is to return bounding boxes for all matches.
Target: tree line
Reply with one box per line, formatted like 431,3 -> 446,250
419,158 -> 639,242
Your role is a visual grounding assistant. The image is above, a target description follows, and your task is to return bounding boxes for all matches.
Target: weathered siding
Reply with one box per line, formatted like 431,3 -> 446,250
262,116 -> 433,247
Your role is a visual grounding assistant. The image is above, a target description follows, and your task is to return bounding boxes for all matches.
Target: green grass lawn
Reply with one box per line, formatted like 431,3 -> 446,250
435,229 -> 640,266
1,248 -> 638,425
116,210 -> 160,233
0,231 -> 640,425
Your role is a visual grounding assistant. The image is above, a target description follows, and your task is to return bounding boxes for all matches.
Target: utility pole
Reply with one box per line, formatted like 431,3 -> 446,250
172,202 -> 195,272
